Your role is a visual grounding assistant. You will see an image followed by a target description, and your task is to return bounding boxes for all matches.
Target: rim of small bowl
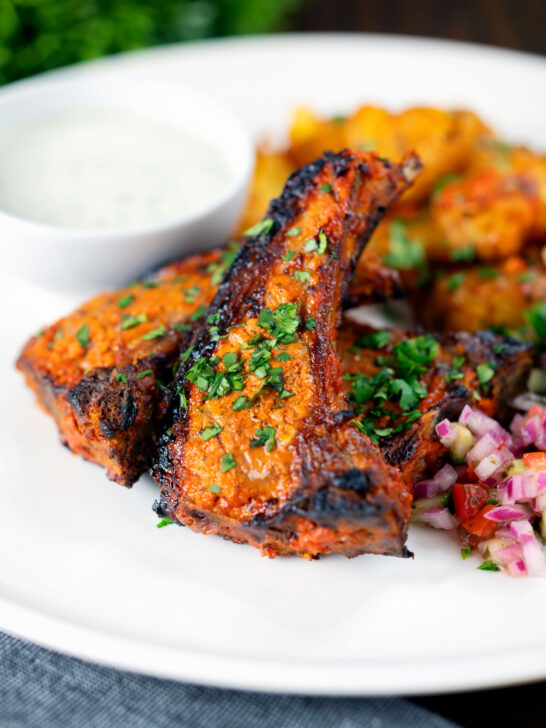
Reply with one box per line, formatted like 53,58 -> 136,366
0,73 -> 253,239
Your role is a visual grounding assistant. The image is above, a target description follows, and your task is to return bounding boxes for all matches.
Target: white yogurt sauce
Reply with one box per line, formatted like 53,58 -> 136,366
0,108 -> 231,229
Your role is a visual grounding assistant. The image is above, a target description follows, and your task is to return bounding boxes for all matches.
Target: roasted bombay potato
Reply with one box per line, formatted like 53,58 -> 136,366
418,256 -> 546,337
288,106 -> 490,204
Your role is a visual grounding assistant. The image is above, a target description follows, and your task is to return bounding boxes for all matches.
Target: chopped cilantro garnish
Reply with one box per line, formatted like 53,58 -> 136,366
355,330 -> 391,349
157,517 -> 173,528
258,303 -> 300,343
432,172 -> 461,197
450,245 -> 476,262
287,227 -> 301,237
173,322 -> 192,332
118,294 -> 133,308
384,220 -> 426,272
517,271 -> 535,284
320,183 -> 332,193
142,325 -> 166,341
232,395 -> 252,411
115,373 -> 127,383
276,352 -> 292,362
283,250 -> 296,262
137,369 -> 153,379
200,422 -> 223,441
476,363 -> 495,386
142,279 -> 159,289
243,218 -> 273,237
448,272 -> 466,291
348,334 -> 438,442
207,243 -> 239,285
525,301 -> 546,344
304,238 -> 318,252
220,452 -> 236,472
478,267 -> 499,280
318,230 -> 328,254
473,390 -> 482,401
306,318 -> 317,331
478,560 -> 500,572
294,270 -> 311,283
209,484 -> 221,494
445,356 -> 465,382
250,426 -> 276,452
190,305 -> 206,321
461,544 -> 473,559
183,286 -> 200,304
75,324 -> 90,348
280,388 -> 294,399
121,313 -> 147,330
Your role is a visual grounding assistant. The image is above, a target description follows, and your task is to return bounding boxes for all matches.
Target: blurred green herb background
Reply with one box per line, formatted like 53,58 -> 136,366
0,0 -> 300,84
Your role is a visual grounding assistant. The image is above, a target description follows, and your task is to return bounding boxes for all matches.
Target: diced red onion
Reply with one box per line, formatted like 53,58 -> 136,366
484,504 -> 533,522
498,472 -> 540,503
467,433 -> 503,466
459,405 -> 511,442
414,464 -> 457,499
507,559 -> 527,577
419,508 -> 459,529
435,419 -> 454,443
474,445 -> 513,482
489,542 -> 523,565
495,526 -> 513,539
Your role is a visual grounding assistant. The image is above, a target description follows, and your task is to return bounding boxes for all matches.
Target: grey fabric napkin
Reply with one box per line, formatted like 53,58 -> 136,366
0,632 -> 459,728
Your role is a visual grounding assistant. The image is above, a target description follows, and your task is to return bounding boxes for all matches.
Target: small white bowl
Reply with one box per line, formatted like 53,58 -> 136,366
0,73 -> 253,294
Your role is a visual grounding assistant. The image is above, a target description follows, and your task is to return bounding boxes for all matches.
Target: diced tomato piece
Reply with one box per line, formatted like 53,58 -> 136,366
452,482 -> 489,521
523,452 -> 546,470
461,504 -> 497,539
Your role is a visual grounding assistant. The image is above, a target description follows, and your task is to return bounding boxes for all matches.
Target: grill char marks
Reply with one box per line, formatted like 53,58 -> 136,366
153,149 -> 422,559
16,251 -> 221,486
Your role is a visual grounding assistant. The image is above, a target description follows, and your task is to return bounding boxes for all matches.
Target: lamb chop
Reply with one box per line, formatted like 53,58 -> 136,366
16,250 -> 232,486
338,324 -> 533,486
153,149 -> 422,558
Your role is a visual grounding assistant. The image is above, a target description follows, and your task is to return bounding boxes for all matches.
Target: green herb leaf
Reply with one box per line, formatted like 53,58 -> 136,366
447,272 -> 466,291
157,518 -> 173,528
115,373 -> 127,383
200,422 -> 223,441
137,369 -> 153,379
478,560 -> 500,572
318,230 -> 328,254
220,452 -> 236,472
276,352 -> 292,362
450,245 -> 476,262
287,227 -> 301,237
320,183 -> 332,193
190,305 -> 206,321
384,220 -> 426,272
75,324 -> 90,348
142,325 -> 166,341
476,363 -> 495,385
209,484 -> 221,494
478,266 -> 499,280
118,294 -> 133,308
121,313 -> 147,330
250,425 -> 277,452
142,279 -> 159,289
243,218 -> 274,237
304,238 -> 318,252
282,250 -> 296,262
294,270 -> 311,283
306,318 -> 317,331
173,322 -> 192,332
355,330 -> 391,349
461,544 -> 473,560
183,286 -> 201,304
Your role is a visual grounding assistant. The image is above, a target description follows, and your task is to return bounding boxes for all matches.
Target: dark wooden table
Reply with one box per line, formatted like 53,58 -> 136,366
292,0 -> 545,56
291,3 -> 546,726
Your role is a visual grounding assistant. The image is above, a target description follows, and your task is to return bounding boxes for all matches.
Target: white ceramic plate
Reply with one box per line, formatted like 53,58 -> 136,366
1,34 -> 545,696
